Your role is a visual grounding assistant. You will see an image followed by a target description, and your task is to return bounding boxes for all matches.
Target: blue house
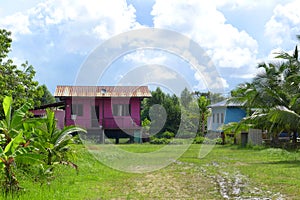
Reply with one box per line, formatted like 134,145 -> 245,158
207,100 -> 246,132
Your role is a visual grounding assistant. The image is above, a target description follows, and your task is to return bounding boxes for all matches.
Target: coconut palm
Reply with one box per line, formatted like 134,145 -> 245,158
230,45 -> 300,144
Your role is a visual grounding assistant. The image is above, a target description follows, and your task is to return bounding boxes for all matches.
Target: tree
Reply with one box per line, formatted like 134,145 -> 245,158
35,84 -> 56,105
197,95 -> 210,135
163,94 -> 181,134
180,88 -> 192,109
141,87 -> 181,137
0,29 -> 43,118
230,45 -> 300,145
141,87 -> 165,121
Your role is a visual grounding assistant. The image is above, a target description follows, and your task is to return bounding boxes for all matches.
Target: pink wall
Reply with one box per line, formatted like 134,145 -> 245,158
31,109 -> 65,129
65,97 -> 142,129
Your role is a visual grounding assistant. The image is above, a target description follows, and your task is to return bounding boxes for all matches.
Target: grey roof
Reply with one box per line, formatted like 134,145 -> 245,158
208,99 -> 243,108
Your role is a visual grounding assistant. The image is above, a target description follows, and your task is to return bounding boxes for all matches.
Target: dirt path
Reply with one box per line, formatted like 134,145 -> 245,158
120,160 -> 285,199
204,162 -> 285,200
124,160 -> 220,199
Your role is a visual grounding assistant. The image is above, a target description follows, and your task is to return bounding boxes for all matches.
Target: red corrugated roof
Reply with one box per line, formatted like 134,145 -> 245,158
54,86 -> 152,97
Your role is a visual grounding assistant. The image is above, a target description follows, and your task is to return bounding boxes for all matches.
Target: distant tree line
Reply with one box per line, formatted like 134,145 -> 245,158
141,87 -> 225,138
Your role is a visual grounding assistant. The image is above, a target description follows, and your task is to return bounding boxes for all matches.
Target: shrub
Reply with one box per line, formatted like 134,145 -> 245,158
162,131 -> 175,139
193,136 -> 225,145
214,138 -> 223,145
193,136 -> 205,144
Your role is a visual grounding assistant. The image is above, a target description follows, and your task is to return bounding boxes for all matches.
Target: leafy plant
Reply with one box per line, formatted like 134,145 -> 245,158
32,109 -> 86,169
0,97 -> 86,193
0,29 -> 43,118
161,131 -> 174,139
0,96 -> 43,194
193,136 -> 205,144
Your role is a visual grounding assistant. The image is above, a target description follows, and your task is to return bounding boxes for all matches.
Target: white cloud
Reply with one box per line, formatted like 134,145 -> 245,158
216,0 -> 282,10
194,70 -> 229,92
0,12 -> 31,39
123,50 -> 167,64
264,0 -> 300,47
0,0 -> 140,53
151,0 -> 258,71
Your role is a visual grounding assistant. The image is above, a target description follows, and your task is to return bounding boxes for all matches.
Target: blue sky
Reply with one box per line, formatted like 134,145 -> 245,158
1,0 -> 300,95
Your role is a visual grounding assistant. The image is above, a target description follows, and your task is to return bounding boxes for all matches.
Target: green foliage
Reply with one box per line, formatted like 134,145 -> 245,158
0,29 -> 12,60
181,90 -> 213,136
141,87 -> 217,137
180,87 -> 193,108
1,144 -> 300,199
230,43 -> 300,145
163,94 -> 181,134
191,136 -> 224,145
181,101 -> 199,135
142,118 -> 151,127
141,87 -> 181,135
193,136 -> 205,144
0,29 -> 43,119
161,131 -> 175,139
149,137 -> 170,144
31,109 -> 86,166
0,96 -> 37,193
0,97 -> 86,194
35,84 -> 56,105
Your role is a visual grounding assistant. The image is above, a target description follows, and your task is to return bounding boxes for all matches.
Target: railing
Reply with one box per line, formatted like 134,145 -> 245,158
66,117 -> 140,129
103,117 -> 140,129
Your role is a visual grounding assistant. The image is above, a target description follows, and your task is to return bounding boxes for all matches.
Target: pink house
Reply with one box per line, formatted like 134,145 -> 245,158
54,85 -> 151,143
31,101 -> 65,129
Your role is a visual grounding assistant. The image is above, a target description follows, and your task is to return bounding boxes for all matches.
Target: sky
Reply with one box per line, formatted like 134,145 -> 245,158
1,0 -> 300,96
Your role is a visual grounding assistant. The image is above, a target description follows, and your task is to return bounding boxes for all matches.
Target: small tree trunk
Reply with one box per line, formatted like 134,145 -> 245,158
4,162 -> 19,194
292,131 -> 297,144
201,113 -> 205,134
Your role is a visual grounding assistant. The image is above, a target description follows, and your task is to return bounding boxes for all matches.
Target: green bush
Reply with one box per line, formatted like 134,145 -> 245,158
214,138 -> 223,145
193,137 -> 225,145
162,131 -> 175,139
193,136 -> 205,144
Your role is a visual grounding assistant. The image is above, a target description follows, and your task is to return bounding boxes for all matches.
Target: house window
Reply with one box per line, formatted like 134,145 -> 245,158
221,113 -> 224,123
217,113 -> 219,124
71,104 -> 83,116
112,104 -> 130,116
213,113 -> 215,123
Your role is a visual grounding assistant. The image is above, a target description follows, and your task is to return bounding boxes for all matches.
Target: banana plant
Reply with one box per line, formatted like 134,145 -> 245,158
0,96 -> 45,193
32,109 -> 86,170
0,96 -> 31,145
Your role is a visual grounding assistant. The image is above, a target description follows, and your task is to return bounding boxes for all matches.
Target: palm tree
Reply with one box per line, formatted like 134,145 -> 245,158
197,95 -> 210,135
230,45 -> 300,145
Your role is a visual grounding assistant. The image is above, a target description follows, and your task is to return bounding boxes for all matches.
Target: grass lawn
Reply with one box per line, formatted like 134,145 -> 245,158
3,143 -> 300,199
